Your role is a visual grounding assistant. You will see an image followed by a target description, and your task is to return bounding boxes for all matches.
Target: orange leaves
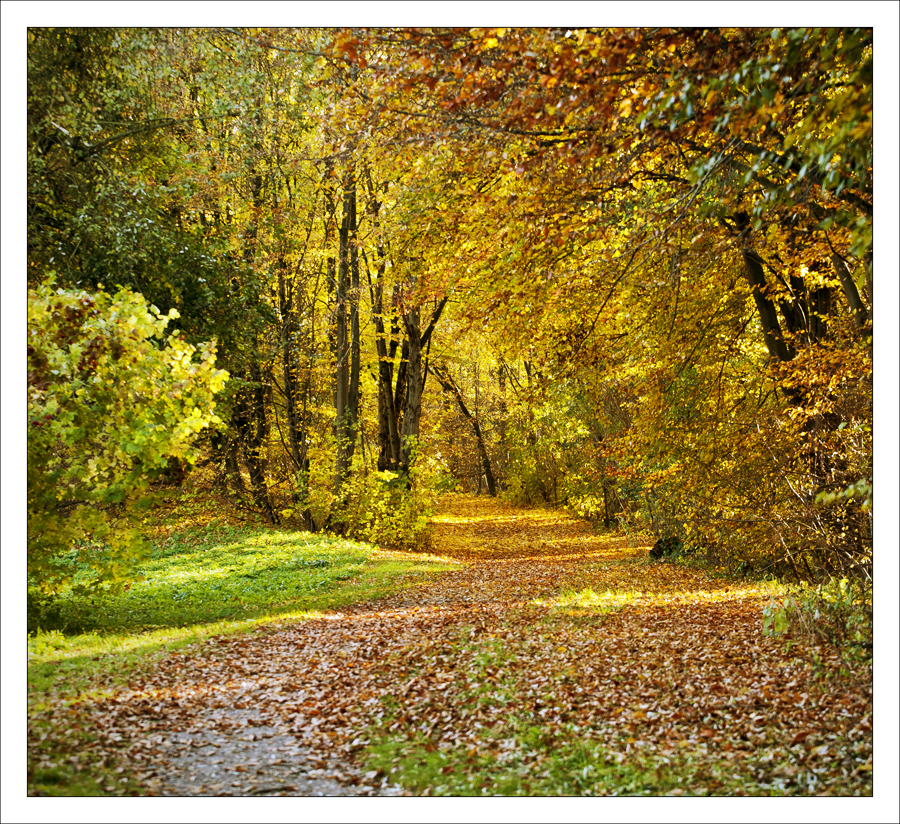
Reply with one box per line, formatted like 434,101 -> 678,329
29,495 -> 874,797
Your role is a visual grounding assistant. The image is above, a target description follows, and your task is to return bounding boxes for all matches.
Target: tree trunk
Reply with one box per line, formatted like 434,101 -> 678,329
333,170 -> 360,498
370,279 -> 402,471
232,169 -> 276,523
211,429 -> 245,493
401,306 -> 422,476
277,256 -> 303,474
431,363 -> 497,496
400,296 -> 447,475
393,336 -> 409,468
831,253 -> 868,330
349,188 -> 361,457
740,247 -> 794,363
496,365 -> 508,490
233,370 -> 277,523
360,165 -> 403,472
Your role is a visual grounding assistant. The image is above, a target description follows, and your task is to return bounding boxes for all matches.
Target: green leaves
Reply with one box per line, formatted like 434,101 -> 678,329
815,479 -> 872,511
28,279 -> 228,594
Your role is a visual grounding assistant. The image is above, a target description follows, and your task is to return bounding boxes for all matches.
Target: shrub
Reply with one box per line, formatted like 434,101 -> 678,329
763,577 -> 873,668
28,278 -> 228,595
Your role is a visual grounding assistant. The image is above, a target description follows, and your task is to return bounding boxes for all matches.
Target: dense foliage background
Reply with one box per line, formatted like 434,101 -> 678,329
24,26 -> 876,596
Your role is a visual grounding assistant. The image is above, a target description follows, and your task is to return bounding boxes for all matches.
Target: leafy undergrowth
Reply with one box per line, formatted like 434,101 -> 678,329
27,494 -> 872,797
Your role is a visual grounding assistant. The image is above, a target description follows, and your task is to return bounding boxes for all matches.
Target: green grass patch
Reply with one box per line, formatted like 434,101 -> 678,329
32,520 -> 456,625
532,586 -> 639,618
32,523 -> 387,634
29,521 -> 459,701
27,519 -> 460,795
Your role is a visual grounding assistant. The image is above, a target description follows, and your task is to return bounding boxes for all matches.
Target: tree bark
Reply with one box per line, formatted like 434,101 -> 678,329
233,369 -> 277,523
831,253 -> 868,330
393,336 -> 409,467
333,170 -> 360,498
400,296 -> 447,475
233,169 -> 276,522
370,278 -> 403,471
431,363 -> 497,496
360,165 -> 404,472
277,256 -> 303,473
401,305 -> 422,475
740,247 -> 794,363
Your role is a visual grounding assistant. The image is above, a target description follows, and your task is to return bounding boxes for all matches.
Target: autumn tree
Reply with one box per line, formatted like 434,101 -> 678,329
26,26 -> 874,575
327,27 -> 873,578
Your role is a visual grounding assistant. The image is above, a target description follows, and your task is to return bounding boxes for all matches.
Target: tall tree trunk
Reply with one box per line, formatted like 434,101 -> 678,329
401,306 -> 422,476
234,169 -> 276,522
349,187 -> 361,456
334,170 -> 360,499
370,279 -> 402,471
361,169 -> 403,473
496,365 -> 508,490
400,296 -> 447,475
277,255 -> 313,524
393,336 -> 409,468
277,256 -> 303,474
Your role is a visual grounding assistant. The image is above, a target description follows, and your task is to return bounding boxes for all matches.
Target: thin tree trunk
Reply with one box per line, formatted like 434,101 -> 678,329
831,253 -> 868,330
400,297 -> 448,475
348,182 -> 361,459
401,306 -> 422,476
430,363 -> 497,496
233,370 -> 276,523
333,175 -> 352,494
235,169 -> 276,522
277,256 -> 303,474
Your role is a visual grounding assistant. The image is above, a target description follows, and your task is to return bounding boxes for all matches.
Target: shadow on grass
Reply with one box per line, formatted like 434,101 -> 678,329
28,522 -> 460,704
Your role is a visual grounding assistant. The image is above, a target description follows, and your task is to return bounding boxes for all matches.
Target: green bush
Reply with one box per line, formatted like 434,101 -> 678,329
763,576 -> 873,667
28,278 -> 228,595
339,466 -> 435,551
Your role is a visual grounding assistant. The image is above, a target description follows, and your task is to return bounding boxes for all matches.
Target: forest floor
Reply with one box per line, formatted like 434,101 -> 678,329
30,494 -> 872,797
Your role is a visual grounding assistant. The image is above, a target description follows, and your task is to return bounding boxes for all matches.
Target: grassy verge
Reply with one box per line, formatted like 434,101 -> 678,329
27,518 -> 460,796
363,718 -> 870,797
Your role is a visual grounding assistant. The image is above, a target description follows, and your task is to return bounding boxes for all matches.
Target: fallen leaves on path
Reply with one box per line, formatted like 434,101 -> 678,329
28,494 -> 873,796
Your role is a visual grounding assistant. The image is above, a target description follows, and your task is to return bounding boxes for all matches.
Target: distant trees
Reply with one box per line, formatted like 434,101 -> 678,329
26,27 -> 874,581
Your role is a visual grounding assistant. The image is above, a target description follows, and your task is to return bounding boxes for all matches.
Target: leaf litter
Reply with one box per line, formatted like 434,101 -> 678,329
28,494 -> 872,796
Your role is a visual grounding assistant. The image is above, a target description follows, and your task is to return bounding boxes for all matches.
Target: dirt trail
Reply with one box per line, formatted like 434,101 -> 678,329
68,495 -> 871,796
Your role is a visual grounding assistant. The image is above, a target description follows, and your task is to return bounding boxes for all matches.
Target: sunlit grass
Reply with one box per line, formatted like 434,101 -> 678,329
532,577 -> 790,620
28,521 -> 461,705
538,587 -> 640,616
31,524 -> 448,636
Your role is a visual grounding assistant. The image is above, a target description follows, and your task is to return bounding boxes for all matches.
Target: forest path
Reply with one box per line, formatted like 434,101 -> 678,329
86,495 -> 871,796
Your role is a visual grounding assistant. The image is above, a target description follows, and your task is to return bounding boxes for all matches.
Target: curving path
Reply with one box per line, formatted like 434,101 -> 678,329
58,495 -> 872,796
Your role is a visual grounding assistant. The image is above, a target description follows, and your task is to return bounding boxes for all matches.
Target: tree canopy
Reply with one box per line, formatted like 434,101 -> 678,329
21,24 -> 882,590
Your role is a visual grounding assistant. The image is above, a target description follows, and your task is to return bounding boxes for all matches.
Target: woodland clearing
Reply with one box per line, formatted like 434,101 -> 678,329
27,494 -> 872,799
